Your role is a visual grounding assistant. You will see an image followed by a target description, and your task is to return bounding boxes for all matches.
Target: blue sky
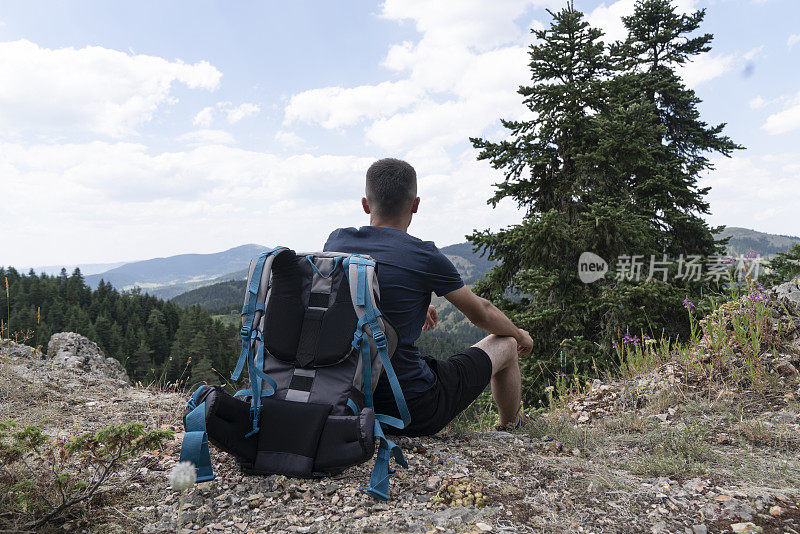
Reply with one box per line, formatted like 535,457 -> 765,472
1,0 -> 798,267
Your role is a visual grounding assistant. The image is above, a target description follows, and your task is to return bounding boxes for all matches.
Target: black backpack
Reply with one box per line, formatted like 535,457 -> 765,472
179,247 -> 410,499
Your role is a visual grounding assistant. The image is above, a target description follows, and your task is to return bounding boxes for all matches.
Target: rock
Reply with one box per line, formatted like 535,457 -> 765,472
47,332 -> 130,384
425,475 -> 441,491
730,523 -> 762,533
775,360 -> 798,376
774,278 -> 800,304
651,521 -> 668,533
476,522 -> 493,532
547,441 -> 563,453
692,525 -> 707,534
775,411 -> 798,424
0,339 -> 43,359
769,505 -> 784,516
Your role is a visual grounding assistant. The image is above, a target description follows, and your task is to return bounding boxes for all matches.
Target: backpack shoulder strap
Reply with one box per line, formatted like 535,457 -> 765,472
344,255 -> 410,500
179,247 -> 291,483
232,247 -> 291,437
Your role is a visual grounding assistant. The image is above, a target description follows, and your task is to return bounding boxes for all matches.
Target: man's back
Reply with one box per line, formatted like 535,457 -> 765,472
324,226 -> 463,399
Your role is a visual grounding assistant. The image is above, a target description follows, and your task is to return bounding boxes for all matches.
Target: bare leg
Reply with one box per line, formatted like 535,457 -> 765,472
473,335 -> 521,426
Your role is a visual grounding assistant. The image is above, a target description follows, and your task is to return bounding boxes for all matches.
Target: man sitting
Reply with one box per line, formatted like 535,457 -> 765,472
324,158 -> 533,435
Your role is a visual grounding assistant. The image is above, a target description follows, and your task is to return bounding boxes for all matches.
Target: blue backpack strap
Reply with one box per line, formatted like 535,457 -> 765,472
231,247 -> 286,436
179,385 -> 215,482
344,256 -> 411,500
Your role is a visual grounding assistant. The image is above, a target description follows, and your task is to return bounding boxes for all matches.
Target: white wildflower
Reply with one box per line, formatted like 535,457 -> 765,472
168,461 -> 196,492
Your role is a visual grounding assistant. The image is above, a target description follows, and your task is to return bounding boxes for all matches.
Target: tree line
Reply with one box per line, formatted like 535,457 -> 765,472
0,267 -> 236,388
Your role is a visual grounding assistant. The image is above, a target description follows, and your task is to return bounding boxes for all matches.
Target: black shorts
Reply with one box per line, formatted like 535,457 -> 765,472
375,347 -> 493,437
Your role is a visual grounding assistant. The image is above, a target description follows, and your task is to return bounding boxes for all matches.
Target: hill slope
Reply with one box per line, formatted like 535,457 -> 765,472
718,226 -> 800,257
2,281 -> 799,532
170,279 -> 247,314
84,244 -> 267,294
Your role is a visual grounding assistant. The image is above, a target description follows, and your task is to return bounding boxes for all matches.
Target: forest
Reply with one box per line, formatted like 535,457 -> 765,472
0,266 -> 238,388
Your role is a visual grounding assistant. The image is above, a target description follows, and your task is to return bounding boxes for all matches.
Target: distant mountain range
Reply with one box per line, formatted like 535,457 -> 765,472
15,227 -> 797,304
83,244 -> 268,299
717,227 -> 800,257
170,242 -> 496,313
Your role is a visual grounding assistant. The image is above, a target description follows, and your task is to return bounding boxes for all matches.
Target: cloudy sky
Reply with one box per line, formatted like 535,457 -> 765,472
1,0 -> 798,267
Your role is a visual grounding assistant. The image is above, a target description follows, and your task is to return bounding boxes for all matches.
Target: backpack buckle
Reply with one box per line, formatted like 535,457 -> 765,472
372,329 -> 387,349
352,330 -> 363,349
240,325 -> 251,339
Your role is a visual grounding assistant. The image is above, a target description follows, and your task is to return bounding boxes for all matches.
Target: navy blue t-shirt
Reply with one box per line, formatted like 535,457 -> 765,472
324,226 -> 464,399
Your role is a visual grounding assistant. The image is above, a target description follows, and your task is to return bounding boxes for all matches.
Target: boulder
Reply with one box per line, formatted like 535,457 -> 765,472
47,332 -> 130,384
773,278 -> 800,304
0,338 -> 44,360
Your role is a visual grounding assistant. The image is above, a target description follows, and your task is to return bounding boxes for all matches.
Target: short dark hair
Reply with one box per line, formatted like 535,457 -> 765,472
365,158 -> 417,219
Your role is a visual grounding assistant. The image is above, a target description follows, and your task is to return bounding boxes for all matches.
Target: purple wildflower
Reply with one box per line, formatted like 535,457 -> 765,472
622,334 -> 640,347
723,257 -> 735,265
642,334 -> 651,340
744,250 -> 758,259
683,297 -> 695,310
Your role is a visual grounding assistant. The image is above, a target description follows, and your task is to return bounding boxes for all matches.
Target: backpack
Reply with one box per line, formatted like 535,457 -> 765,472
178,247 -> 410,500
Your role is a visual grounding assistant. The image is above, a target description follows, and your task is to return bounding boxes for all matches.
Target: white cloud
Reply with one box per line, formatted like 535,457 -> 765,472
761,91 -> 800,135
177,129 -> 236,146
284,81 -> 423,128
224,102 -> 260,123
0,140 -> 381,264
0,39 -> 221,138
0,133 -> 526,265
788,34 -> 800,49
192,101 -> 260,127
274,131 -> 304,148
283,0 -> 537,152
679,51 -> 740,87
193,106 -> 215,128
702,153 -> 800,231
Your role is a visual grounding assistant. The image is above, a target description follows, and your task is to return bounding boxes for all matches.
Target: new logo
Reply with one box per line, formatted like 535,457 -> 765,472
578,252 -> 608,283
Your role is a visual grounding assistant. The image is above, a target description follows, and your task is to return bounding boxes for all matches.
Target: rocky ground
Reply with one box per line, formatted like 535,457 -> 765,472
2,282 -> 800,533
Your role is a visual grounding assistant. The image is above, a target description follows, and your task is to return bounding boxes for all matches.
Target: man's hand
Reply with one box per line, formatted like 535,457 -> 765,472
423,305 -> 438,331
515,328 -> 533,355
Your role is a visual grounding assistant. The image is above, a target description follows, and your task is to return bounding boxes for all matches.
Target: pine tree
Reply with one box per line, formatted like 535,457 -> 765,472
616,0 -> 741,256
764,245 -> 800,285
131,340 -> 153,383
189,355 -> 215,388
146,309 -> 169,367
468,1 -> 738,402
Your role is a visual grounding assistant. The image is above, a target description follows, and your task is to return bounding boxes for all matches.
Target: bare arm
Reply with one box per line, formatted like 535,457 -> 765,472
443,286 -> 532,355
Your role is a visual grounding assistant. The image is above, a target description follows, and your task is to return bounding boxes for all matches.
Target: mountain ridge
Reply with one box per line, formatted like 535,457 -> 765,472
10,227 -> 796,302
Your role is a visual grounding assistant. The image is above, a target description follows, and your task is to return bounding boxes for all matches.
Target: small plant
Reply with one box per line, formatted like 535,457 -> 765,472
527,413 -> 599,454
613,331 -> 669,379
0,419 -> 172,530
429,476 -> 486,507
445,390 -> 498,434
169,461 -> 197,533
629,425 -> 714,477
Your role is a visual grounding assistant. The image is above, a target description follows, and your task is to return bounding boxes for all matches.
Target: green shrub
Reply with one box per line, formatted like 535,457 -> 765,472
0,419 -> 172,530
